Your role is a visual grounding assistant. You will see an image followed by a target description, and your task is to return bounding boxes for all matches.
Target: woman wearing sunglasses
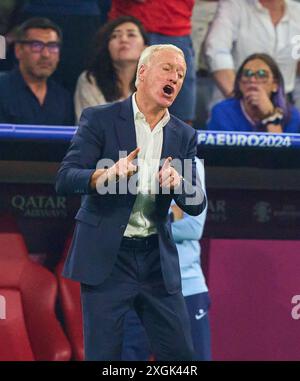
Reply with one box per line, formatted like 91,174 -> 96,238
206,53 -> 300,133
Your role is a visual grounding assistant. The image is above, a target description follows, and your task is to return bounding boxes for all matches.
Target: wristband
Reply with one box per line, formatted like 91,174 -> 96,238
261,107 -> 284,126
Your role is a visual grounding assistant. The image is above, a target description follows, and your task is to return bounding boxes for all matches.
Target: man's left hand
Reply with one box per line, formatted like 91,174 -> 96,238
158,157 -> 182,189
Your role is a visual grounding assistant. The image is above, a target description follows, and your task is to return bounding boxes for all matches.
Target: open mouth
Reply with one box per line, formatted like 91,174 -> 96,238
119,46 -> 130,52
163,85 -> 174,95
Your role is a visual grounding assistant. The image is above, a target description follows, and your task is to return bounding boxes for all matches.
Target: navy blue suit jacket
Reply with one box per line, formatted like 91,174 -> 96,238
56,97 -> 206,293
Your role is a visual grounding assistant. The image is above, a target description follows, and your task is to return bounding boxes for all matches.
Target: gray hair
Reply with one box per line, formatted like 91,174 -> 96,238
135,44 -> 185,87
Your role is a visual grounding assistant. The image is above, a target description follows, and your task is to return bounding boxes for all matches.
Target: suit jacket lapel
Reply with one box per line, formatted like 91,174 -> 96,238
115,99 -> 179,161
160,118 -> 180,162
115,96 -> 137,155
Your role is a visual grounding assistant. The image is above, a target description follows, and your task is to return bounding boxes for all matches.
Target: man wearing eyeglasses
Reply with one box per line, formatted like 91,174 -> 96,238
0,17 -> 74,125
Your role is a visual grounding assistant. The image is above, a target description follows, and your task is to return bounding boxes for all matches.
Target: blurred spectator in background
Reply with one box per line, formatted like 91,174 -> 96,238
0,17 -> 74,125
191,0 -> 218,128
0,0 -> 26,71
191,0 -> 218,72
204,0 -> 300,109
109,0 -> 197,125
167,158 -> 211,361
16,0 -> 107,93
122,157 -> 211,361
0,1 -> 16,36
74,15 -> 148,121
98,0 -> 112,24
207,53 -> 300,133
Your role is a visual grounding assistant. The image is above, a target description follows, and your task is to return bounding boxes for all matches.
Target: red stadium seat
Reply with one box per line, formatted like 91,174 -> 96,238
0,215 -> 71,361
55,235 -> 84,361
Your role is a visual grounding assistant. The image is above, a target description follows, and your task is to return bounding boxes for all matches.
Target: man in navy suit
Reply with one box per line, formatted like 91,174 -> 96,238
56,44 -> 206,361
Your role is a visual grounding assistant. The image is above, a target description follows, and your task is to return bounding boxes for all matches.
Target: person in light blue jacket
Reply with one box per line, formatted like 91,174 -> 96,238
122,157 -> 211,361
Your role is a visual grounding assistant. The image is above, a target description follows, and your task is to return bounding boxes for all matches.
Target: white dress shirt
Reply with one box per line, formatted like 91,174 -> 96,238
124,94 -> 170,238
204,0 -> 300,93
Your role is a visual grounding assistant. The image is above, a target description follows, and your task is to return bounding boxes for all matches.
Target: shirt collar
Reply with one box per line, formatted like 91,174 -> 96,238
254,0 -> 289,21
132,93 -> 170,128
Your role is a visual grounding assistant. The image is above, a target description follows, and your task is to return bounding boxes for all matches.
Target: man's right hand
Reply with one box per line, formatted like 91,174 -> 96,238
90,147 -> 140,189
109,147 -> 140,180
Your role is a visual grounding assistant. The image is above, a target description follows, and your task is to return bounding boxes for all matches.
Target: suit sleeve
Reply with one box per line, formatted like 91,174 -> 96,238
172,158 -> 208,241
55,107 -> 104,195
172,130 -> 206,216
